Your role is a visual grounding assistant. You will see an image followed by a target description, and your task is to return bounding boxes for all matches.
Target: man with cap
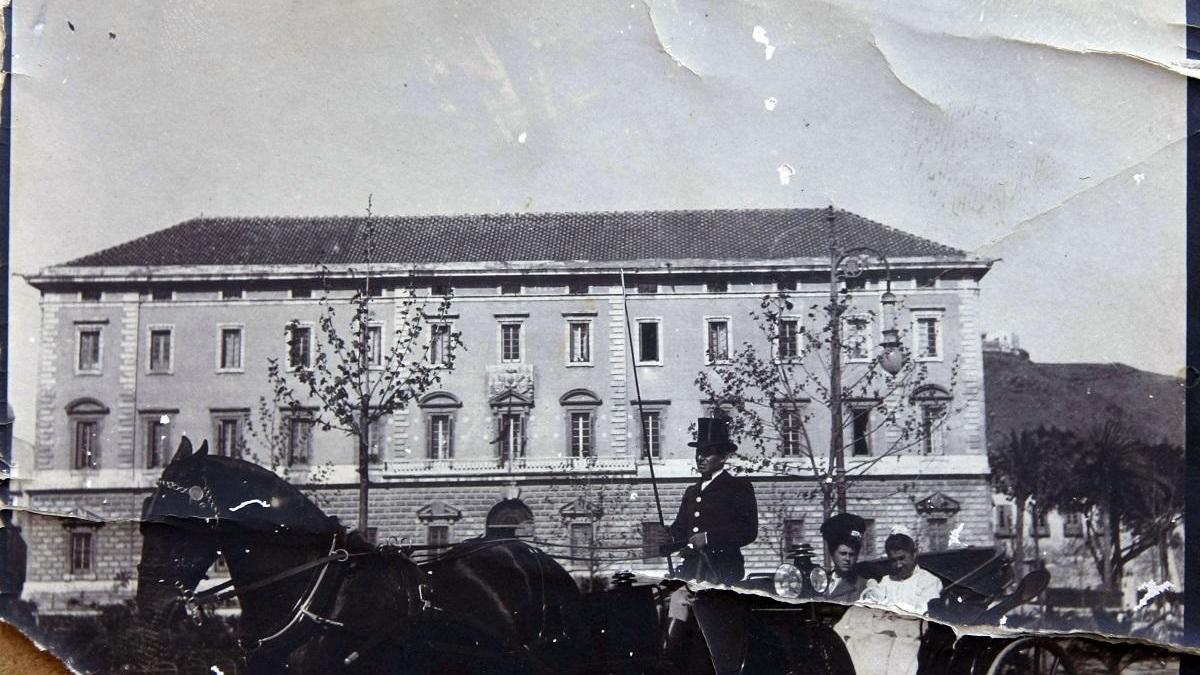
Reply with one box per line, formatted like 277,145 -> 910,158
659,417 -> 758,671
819,512 -> 869,603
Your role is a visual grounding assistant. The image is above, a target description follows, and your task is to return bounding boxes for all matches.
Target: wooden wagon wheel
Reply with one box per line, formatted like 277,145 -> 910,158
984,637 -> 1076,675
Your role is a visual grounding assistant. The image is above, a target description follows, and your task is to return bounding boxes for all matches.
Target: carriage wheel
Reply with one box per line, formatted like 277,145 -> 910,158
985,637 -> 1075,675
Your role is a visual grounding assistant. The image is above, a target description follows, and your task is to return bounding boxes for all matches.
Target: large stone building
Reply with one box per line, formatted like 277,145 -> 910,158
19,208 -> 993,610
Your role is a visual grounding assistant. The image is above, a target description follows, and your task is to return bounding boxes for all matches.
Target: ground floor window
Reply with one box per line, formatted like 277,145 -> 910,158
68,531 -> 93,574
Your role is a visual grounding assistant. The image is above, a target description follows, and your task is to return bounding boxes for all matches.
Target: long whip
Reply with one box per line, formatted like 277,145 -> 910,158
619,269 -> 675,577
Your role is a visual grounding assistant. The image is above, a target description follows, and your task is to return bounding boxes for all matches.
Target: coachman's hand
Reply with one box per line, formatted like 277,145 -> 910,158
687,532 -> 708,550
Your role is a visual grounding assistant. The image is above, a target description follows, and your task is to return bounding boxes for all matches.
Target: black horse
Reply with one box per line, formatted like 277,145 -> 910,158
136,437 -> 587,673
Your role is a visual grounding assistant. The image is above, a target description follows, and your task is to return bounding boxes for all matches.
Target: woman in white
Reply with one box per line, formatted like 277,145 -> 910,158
834,532 -> 943,675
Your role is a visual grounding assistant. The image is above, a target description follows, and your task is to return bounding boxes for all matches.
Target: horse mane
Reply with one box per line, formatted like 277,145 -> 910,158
200,453 -> 341,536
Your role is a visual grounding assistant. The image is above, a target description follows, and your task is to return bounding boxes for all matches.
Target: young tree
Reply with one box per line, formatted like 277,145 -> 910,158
267,203 -> 463,533
695,287 -> 960,522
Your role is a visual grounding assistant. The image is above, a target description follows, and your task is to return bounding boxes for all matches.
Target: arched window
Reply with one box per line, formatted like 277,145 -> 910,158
486,499 -> 534,539
418,392 -> 461,461
65,399 -> 109,470
559,389 -> 601,458
911,385 -> 952,455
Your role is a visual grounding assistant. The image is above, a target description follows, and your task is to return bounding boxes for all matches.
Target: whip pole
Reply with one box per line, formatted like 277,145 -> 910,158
620,269 -> 674,577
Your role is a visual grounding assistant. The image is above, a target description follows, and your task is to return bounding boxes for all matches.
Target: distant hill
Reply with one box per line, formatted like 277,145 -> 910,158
983,351 -> 1184,447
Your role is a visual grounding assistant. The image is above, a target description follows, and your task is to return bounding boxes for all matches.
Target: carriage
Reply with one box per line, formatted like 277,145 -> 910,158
136,439 -> 1088,674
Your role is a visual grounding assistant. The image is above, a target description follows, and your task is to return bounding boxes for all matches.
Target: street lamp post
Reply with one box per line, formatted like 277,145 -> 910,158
825,207 -> 905,514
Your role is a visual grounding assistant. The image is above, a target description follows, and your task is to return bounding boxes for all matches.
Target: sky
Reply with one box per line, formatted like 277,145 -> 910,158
8,1 -> 1187,441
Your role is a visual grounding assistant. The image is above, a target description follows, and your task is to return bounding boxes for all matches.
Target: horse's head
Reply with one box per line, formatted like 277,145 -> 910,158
136,436 -> 221,622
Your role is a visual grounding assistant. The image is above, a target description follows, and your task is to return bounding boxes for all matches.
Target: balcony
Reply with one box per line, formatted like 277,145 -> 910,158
382,455 -> 637,477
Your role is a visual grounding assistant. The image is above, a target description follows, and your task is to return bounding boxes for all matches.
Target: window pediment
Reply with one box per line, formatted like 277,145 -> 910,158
915,492 -> 960,515
419,391 -> 463,409
558,388 -> 601,407
66,398 -> 110,416
560,496 -> 603,519
417,501 -> 462,522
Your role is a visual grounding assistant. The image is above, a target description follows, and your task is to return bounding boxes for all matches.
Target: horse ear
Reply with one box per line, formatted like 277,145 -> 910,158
171,436 -> 194,463
197,440 -> 209,457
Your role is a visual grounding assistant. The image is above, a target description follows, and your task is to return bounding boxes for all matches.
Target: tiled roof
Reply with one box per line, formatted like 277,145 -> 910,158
64,208 -> 969,268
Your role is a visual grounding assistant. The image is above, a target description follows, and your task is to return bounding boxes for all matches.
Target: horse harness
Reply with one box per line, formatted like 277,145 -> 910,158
185,532 -> 434,665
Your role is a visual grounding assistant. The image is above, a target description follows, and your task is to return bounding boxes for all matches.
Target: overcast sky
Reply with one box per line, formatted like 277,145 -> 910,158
9,1 -> 1187,441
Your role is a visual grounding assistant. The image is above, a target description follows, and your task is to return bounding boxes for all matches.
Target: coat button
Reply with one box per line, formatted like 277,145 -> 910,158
696,496 -> 702,503
694,511 -> 700,517
692,527 -> 700,533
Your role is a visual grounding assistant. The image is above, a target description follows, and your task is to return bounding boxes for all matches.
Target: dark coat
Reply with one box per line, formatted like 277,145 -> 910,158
662,471 -> 758,584
825,572 -> 869,603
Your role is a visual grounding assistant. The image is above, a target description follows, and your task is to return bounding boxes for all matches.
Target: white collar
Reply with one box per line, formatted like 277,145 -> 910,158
700,468 -> 727,491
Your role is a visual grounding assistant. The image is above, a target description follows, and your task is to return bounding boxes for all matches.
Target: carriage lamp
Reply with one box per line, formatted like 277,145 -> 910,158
773,543 -> 828,598
879,327 -> 904,376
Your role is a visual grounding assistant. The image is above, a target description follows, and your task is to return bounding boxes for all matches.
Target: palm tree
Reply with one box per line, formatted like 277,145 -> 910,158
988,426 -> 1073,579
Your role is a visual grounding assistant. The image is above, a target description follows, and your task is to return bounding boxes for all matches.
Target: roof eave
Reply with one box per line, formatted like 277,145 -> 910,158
26,255 -> 994,288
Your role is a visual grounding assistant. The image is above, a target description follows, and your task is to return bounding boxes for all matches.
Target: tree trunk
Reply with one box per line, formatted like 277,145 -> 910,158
1107,503 -> 1123,594
1013,497 -> 1027,582
358,427 -> 370,534
1029,504 -> 1041,571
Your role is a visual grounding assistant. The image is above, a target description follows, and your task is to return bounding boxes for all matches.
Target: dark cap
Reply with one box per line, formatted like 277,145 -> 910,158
688,417 -> 738,455
820,512 -> 867,551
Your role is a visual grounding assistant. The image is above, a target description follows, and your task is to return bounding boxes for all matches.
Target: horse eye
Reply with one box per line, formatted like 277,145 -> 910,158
187,486 -> 205,501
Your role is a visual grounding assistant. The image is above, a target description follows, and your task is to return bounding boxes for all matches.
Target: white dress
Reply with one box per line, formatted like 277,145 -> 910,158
834,567 -> 944,675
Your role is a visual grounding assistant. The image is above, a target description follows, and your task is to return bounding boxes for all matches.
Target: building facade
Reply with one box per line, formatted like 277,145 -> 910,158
20,208 -> 993,610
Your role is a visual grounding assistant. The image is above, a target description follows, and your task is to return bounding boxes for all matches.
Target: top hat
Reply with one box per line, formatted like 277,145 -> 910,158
688,417 -> 738,455
820,512 -> 867,550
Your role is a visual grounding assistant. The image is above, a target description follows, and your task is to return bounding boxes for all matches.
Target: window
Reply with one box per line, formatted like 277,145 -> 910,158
777,319 -> 800,360
706,280 -> 728,293
926,517 -> 949,552
844,275 -> 867,291
144,415 -> 173,469
844,316 -> 872,361
570,522 -> 595,561
779,409 -> 806,456
1063,512 -> 1084,538
151,288 -> 173,302
569,412 -> 593,458
68,531 -> 93,574
706,319 -> 730,364
861,519 -> 877,556
995,505 -> 1014,538
850,407 -> 871,456
221,287 -> 244,300
365,284 -> 383,298
291,287 -> 312,299
367,324 -> 383,368
428,414 -> 453,459
500,282 -> 521,295
777,279 -> 796,292
636,283 -> 657,294
916,274 -> 938,289
568,321 -> 592,365
288,325 -> 313,370
431,283 -> 450,297
636,320 -> 661,364
640,411 -> 662,458
500,323 -> 522,363
913,313 -> 943,360
286,413 -> 314,465
497,413 -> 525,460
214,416 -> 245,458
427,525 -> 451,553
77,327 -> 102,373
149,328 -> 173,373
218,326 -> 243,371
80,289 -> 102,302
73,420 -> 100,470
429,323 -> 451,366
641,522 -> 669,561
920,403 -> 947,455
365,415 -> 388,460
783,518 -> 805,558
1032,510 -> 1050,538
568,282 -> 589,295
